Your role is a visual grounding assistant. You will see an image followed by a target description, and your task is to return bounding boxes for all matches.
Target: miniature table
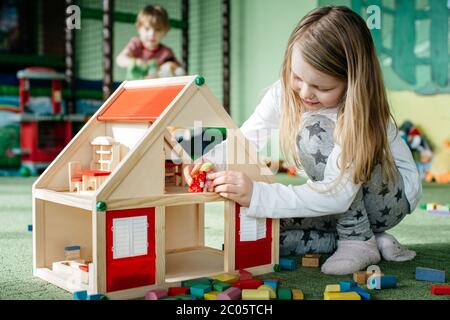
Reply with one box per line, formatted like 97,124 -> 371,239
79,170 -> 111,191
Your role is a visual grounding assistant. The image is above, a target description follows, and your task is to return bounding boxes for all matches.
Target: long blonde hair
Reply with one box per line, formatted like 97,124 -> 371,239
280,6 -> 397,186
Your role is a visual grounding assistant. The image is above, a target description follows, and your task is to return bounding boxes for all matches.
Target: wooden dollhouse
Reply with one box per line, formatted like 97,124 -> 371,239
32,75 -> 279,300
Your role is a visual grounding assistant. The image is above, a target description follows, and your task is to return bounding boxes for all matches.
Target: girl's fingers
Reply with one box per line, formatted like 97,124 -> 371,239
183,165 -> 193,186
190,163 -> 203,176
211,175 -> 238,187
207,170 -> 239,181
214,184 -> 239,194
219,192 -> 239,203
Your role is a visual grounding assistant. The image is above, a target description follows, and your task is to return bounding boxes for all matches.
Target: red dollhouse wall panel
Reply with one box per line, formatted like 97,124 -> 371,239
234,204 -> 272,269
106,208 -> 156,292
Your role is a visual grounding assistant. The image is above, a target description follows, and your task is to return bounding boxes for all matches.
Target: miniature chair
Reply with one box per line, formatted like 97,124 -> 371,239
90,136 -> 120,172
68,161 -> 82,193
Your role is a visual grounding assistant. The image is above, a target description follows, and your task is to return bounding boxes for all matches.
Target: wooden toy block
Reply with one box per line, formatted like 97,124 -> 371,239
325,284 -> 341,293
28,224 -> 32,232
340,280 -> 357,292
175,294 -> 193,300
217,287 -> 242,300
190,284 -> 212,298
182,278 -> 212,287
238,269 -> 253,281
416,267 -> 446,283
279,257 -> 297,270
232,279 -> 264,290
87,293 -> 107,300
292,289 -> 304,300
277,287 -> 292,300
431,285 -> 450,295
73,290 -> 88,300
211,273 -> 239,284
64,245 -> 81,260
367,275 -> 397,289
242,289 -> 270,300
204,291 -> 221,300
32,76 -> 279,300
324,292 -> 361,300
353,287 -> 371,300
302,254 -> 320,267
213,281 -> 231,292
257,285 -> 277,299
145,289 -> 168,300
168,286 -> 190,296
353,271 -> 367,285
263,279 -> 278,290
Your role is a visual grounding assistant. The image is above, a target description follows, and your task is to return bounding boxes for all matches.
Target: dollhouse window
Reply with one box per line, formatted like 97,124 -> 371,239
112,216 -> 148,259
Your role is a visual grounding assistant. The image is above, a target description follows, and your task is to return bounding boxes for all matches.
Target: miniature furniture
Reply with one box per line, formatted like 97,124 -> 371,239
32,76 -> 278,300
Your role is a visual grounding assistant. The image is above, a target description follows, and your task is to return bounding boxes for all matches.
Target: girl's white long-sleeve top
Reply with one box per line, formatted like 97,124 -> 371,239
205,81 -> 422,219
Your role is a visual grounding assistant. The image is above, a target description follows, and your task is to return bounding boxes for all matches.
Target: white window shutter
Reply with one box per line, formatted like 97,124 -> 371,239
113,216 -> 148,259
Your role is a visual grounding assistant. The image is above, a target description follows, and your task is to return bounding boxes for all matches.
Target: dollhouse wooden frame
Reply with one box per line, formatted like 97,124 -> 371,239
32,75 -> 279,300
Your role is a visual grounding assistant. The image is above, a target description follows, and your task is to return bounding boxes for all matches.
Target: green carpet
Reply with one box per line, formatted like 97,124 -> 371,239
0,175 -> 449,300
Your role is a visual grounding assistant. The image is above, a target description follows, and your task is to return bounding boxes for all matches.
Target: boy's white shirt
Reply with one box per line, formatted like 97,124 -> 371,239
204,80 -> 422,219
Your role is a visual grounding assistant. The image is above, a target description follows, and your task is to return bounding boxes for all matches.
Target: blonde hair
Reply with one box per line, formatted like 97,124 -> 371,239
136,5 -> 170,33
280,6 -> 397,186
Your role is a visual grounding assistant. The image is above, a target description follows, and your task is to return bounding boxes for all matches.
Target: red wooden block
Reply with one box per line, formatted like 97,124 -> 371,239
431,285 -> 450,295
232,279 -> 264,290
168,287 -> 190,296
238,269 -> 253,281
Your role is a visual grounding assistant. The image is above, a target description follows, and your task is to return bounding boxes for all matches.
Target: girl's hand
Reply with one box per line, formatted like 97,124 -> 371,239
183,161 -> 216,191
207,171 -> 253,207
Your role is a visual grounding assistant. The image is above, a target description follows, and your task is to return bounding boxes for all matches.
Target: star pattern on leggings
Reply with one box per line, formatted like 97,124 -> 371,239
317,230 -> 326,239
347,230 -> 362,237
311,150 -> 328,165
375,219 -> 387,229
395,188 -> 403,202
280,234 -> 287,245
354,210 -> 364,220
395,212 -> 404,221
379,206 -> 391,217
364,235 -> 373,241
340,223 -> 356,228
322,221 -> 334,230
362,186 -> 370,196
305,122 -> 326,140
378,183 -> 389,197
301,230 -> 313,246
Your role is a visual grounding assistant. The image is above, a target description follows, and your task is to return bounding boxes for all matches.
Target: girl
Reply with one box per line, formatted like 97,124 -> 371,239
185,6 -> 421,275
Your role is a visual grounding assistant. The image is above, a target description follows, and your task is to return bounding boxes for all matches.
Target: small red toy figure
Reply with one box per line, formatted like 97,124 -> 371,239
188,162 -> 213,193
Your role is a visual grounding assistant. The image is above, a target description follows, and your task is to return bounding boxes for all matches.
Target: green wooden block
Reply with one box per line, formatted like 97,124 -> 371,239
213,281 -> 231,292
278,287 -> 292,300
181,278 -> 212,287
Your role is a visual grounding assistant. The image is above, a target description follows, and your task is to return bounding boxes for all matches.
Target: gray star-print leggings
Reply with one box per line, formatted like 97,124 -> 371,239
280,113 -> 412,256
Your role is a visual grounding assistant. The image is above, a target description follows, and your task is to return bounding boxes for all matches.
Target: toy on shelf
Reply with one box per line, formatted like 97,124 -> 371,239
32,75 -> 278,300
425,139 -> 450,184
420,203 -> 450,215
399,121 -> 433,180
68,136 -> 120,193
431,285 -> 450,295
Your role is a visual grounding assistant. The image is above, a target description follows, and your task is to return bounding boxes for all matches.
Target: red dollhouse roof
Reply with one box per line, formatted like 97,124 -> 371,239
97,84 -> 186,121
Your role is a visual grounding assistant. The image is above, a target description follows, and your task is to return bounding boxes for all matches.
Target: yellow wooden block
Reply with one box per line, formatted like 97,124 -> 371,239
211,273 -> 239,284
324,284 -> 341,293
257,285 -> 277,299
242,289 -> 270,300
324,292 -> 361,300
204,291 -> 220,300
292,289 -> 304,300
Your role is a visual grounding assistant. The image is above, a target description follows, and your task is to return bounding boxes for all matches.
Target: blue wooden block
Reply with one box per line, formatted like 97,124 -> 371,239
190,284 -> 211,298
263,280 -> 278,290
279,258 -> 297,271
73,290 -> 88,300
368,275 -> 397,289
353,286 -> 371,300
416,267 -> 445,283
340,280 -> 357,292
87,294 -> 106,300
64,245 -> 81,251
27,224 -> 32,232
